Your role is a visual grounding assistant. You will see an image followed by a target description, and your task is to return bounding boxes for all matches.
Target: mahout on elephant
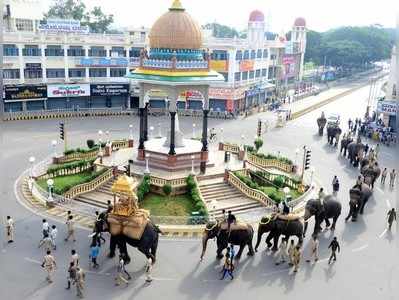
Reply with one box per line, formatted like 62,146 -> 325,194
254,214 -> 303,252
326,125 -> 342,146
345,183 -> 373,222
303,195 -> 342,237
317,112 -> 327,136
361,161 -> 381,189
94,211 -> 160,264
200,220 -> 255,260
347,137 -> 365,167
340,134 -> 353,157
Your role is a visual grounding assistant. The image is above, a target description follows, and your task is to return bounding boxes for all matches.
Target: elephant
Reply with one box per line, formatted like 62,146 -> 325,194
254,214 -> 303,252
327,126 -> 342,146
200,220 -> 255,260
361,162 -> 381,189
94,212 -> 160,264
347,139 -> 365,167
340,136 -> 353,157
317,115 -> 327,136
345,183 -> 373,222
303,195 -> 342,237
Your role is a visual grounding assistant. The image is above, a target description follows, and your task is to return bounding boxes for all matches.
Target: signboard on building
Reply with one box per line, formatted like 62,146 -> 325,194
47,84 -> 90,98
377,100 -> 397,116
209,87 -> 246,100
25,63 -> 42,69
210,60 -> 228,72
90,84 -> 129,97
239,60 -> 254,72
39,19 -> 89,34
77,58 -> 128,67
4,85 -> 47,102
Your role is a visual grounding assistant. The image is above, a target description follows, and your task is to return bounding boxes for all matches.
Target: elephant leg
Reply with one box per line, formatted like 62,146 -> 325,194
297,234 -> 304,246
236,244 -> 245,259
271,234 -> 280,251
359,200 -> 367,215
255,230 -> 264,252
108,235 -> 117,258
265,232 -> 274,249
331,215 -> 339,230
247,240 -> 255,256
303,221 -> 308,238
325,218 -> 331,228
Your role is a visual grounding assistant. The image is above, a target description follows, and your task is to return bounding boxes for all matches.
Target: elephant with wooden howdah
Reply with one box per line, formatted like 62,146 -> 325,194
347,139 -> 365,167
254,214 -> 304,252
345,183 -> 373,222
200,221 -> 255,260
317,114 -> 327,136
326,126 -> 342,146
361,161 -> 381,189
94,212 -> 160,264
340,136 -> 353,157
303,195 -> 342,237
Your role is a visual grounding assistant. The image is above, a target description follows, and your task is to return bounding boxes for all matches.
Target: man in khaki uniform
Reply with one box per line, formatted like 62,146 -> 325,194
65,215 -> 76,242
6,216 -> 14,243
292,246 -> 301,273
306,236 -> 319,263
42,250 -> 56,283
287,240 -> 295,266
75,267 -> 85,298
275,238 -> 289,265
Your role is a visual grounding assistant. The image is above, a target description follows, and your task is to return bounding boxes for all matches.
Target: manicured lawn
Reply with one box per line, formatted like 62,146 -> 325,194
260,186 -> 302,200
37,171 -> 97,195
140,193 -> 196,216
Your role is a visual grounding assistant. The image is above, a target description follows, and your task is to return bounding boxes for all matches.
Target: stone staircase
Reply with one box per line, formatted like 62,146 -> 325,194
74,177 -> 116,209
198,177 -> 264,218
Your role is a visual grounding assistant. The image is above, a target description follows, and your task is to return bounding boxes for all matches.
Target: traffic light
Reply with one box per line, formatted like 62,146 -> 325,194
257,119 -> 262,137
304,149 -> 311,170
59,122 -> 65,140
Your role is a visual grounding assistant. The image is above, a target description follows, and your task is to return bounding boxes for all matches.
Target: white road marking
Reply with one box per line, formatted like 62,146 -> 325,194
24,257 -> 42,264
351,244 -> 369,252
379,229 -> 388,238
386,199 -> 391,208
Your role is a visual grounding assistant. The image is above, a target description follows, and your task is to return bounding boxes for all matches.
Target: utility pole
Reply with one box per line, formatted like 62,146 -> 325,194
301,146 -> 311,182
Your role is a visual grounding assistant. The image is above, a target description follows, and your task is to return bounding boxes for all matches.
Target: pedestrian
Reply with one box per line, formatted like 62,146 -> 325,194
107,200 -> 113,213
348,118 -> 352,130
38,233 -> 53,251
328,237 -> 341,264
364,144 -> 369,155
381,168 -> 388,185
65,215 -> 76,242
221,209 -> 227,222
75,267 -> 85,298
318,188 -> 326,204
275,238 -> 289,265
389,169 -> 396,187
356,175 -> 363,187
71,249 -> 80,267
42,219 -> 49,238
66,261 -> 77,290
332,176 -> 339,196
5,216 -> 14,243
229,244 -> 235,260
227,210 -> 236,232
375,143 -> 380,159
145,257 -> 153,283
387,208 -> 396,230
89,242 -> 100,268
115,254 -> 131,286
287,240 -> 295,266
292,245 -> 301,273
220,253 -> 234,280
42,250 -> 56,283
306,235 -> 319,263
50,225 -> 57,250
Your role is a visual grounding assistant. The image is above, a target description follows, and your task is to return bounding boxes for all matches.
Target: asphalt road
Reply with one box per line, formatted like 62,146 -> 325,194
0,80 -> 398,300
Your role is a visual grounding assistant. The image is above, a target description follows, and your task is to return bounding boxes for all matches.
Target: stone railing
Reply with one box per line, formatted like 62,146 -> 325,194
149,175 -> 187,188
112,139 -> 130,150
247,152 -> 293,173
37,164 -> 94,180
64,168 -> 113,199
142,59 -> 173,69
175,60 -> 208,69
219,142 -> 241,154
227,171 -> 274,208
55,150 -> 98,164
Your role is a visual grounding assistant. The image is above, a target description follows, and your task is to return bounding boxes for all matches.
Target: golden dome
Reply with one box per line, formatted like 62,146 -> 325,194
149,0 -> 203,49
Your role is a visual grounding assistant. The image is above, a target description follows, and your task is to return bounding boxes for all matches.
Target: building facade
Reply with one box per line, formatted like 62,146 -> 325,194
2,0 -> 306,114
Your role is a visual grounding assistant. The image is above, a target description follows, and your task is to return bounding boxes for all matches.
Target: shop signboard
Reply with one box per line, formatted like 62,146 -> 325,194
377,100 -> 397,116
4,85 -> 47,102
25,63 -> 42,70
209,88 -> 234,99
77,58 -> 128,67
47,84 -> 90,98
226,99 -> 234,112
239,60 -> 254,72
210,60 -> 228,72
90,84 -> 129,97
38,19 -> 89,34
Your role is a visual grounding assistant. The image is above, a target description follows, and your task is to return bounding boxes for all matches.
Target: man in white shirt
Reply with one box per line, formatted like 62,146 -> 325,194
42,219 -> 49,238
275,238 -> 289,265
71,249 -> 80,267
6,216 -> 14,243
50,225 -> 58,250
306,235 -> 319,263
65,215 -> 76,242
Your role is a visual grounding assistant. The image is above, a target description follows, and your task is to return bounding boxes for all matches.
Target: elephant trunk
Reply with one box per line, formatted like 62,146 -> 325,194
200,232 -> 209,261
303,209 -> 311,237
254,224 -> 264,252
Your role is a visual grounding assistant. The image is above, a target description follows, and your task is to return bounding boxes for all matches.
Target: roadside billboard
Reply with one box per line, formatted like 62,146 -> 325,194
47,84 -> 90,98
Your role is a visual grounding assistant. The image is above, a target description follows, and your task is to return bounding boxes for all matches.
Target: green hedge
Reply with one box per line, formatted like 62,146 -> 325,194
137,175 -> 151,202
64,142 -> 106,156
186,175 -> 208,217
250,151 -> 293,165
47,158 -> 96,176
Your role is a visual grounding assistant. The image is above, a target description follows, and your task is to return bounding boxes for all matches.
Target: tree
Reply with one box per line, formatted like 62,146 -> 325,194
203,23 -> 239,38
44,0 -> 114,33
304,30 -> 323,65
162,184 -> 172,199
254,138 -> 264,152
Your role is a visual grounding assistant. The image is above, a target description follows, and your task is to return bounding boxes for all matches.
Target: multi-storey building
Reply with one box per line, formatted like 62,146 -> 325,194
2,0 -> 306,114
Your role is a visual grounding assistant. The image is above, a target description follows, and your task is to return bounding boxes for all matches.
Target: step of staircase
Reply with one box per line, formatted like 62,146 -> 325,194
74,194 -> 108,209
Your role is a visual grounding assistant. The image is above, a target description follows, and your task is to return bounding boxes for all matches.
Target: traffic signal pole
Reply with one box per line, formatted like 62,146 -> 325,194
301,146 -> 311,183
60,121 -> 67,153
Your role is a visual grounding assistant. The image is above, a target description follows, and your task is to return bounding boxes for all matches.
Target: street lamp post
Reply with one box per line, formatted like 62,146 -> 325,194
192,123 -> 196,139
145,153 -> 150,174
28,156 -> 36,179
190,155 -> 195,175
310,166 -> 315,186
47,178 -> 54,205
105,130 -> 110,144
51,140 -> 58,158
149,126 -> 154,139
294,148 -> 299,165
241,134 -> 245,150
98,130 -> 103,152
220,128 -> 224,143
158,123 -> 162,138
283,186 -> 291,212
129,124 -> 133,140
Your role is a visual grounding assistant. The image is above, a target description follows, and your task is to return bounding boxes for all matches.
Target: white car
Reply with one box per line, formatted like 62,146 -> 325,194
327,113 -> 340,127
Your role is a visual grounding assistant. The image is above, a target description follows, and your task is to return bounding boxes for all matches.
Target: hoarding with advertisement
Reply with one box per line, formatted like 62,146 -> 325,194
377,100 -> 397,116
90,84 -> 129,97
4,85 -> 47,102
209,87 -> 246,100
39,19 -> 89,34
210,60 -> 228,72
226,99 -> 234,112
47,84 -> 90,98
282,55 -> 296,78
77,58 -> 128,67
239,60 -> 254,72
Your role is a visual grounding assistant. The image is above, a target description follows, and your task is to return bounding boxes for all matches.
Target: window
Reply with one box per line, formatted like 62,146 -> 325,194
110,47 -> 126,57
24,69 -> 42,79
243,50 -> 249,60
242,71 -> 248,80
255,69 -> 261,78
45,45 -> 64,56
4,44 -> 19,56
68,46 -> 85,57
250,50 -> 256,59
263,49 -> 268,58
89,47 -> 107,57
257,49 -> 262,59
3,69 -> 20,79
234,72 -> 241,81
110,68 -> 127,77
89,68 -> 107,77
69,68 -> 86,78
268,66 -> 275,79
219,72 -> 228,82
235,50 -> 242,61
23,45 -> 41,56
129,48 -> 142,57
270,54 -> 277,60
15,18 -> 34,31
262,68 -> 267,77
211,50 -> 228,60
249,71 -> 255,79
46,68 -> 65,78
